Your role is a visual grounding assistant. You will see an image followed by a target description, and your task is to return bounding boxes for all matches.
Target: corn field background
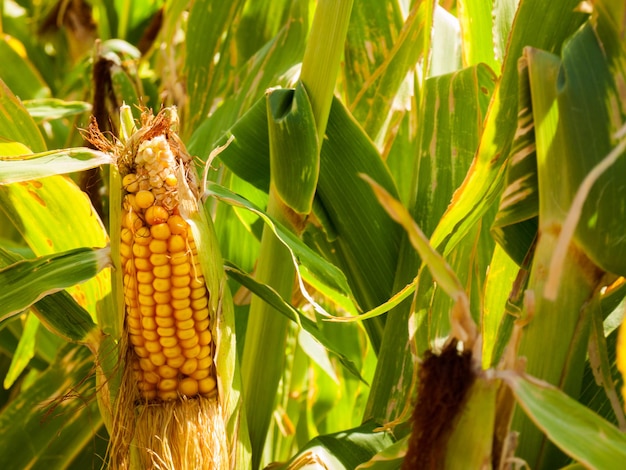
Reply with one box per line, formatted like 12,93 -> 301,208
1,0 -> 626,468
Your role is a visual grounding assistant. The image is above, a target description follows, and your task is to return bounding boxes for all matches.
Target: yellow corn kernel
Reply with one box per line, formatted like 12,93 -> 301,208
167,356 -> 186,369
177,318 -> 195,331
172,286 -> 191,300
157,326 -> 177,337
138,294 -> 155,307
158,364 -> 178,379
191,286 -> 206,299
191,296 -> 208,310
123,211 -> 142,231
143,371 -> 160,385
143,330 -> 159,342
177,328 -> 195,341
122,173 -> 139,192
155,316 -> 175,328
149,239 -> 168,254
139,305 -> 155,317
180,335 -> 199,349
197,345 -> 211,359
145,205 -> 169,225
158,378 -> 178,392
134,257 -> 152,271
180,358 -> 198,375
168,235 -> 186,253
163,345 -> 183,359
183,344 -> 202,359
150,352 -> 167,367
153,278 -> 171,292
139,358 -> 156,372
156,304 -> 173,317
153,264 -> 171,279
150,253 -> 169,266
145,341 -> 162,354
167,215 -> 187,235
133,226 -> 152,245
120,242 -> 132,259
137,270 -> 155,284
151,222 -> 171,240
142,316 -> 157,330
195,319 -> 210,333
198,330 -> 212,346
191,369 -> 210,380
172,275 -> 191,288
198,377 -> 216,394
160,336 -> 179,349
193,308 -> 209,321
121,228 -> 133,244
179,377 -> 199,396
172,263 -> 191,276
138,282 -> 154,296
133,243 -> 151,258
170,252 -> 188,265
154,292 -> 171,304
172,299 -> 191,310
136,190 -> 155,209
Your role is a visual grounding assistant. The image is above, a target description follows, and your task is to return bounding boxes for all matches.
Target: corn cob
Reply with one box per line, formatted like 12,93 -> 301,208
90,107 -> 229,469
120,134 -> 217,402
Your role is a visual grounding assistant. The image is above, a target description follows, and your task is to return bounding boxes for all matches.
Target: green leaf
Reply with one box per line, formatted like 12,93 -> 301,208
0,148 -> 114,184
22,98 -> 92,122
490,54 -> 538,265
430,6 -> 462,78
225,262 -> 363,384
267,84 -> 319,214
0,176 -> 110,321
504,373 -> 626,468
365,63 -> 496,424
358,1 -> 432,142
0,343 -> 102,469
429,0 -> 586,258
0,35 -> 50,100
355,435 -> 408,470
184,0 -> 245,135
482,244 -> 520,367
206,181 -> 352,298
279,420 -> 397,470
3,311 -> 39,389
458,0 -> 499,71
0,247 -> 110,323
0,79 -> 46,153
188,1 -> 307,156
343,0 -> 403,117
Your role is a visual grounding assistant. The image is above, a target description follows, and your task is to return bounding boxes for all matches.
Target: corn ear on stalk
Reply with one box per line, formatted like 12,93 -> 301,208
89,107 -> 228,469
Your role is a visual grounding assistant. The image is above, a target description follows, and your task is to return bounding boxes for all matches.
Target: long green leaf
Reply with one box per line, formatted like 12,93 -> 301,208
206,181 -> 352,298
429,0 -> 586,257
3,312 -> 39,389
0,343 -> 102,469
225,263 -> 363,383
266,84 -> 319,214
0,148 -> 113,184
505,372 -> 626,468
278,420 -> 397,470
0,79 -> 46,153
0,176 -> 110,321
184,0 -> 245,135
0,246 -> 110,323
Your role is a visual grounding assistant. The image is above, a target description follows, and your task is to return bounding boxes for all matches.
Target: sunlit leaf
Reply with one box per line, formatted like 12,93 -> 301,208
505,373 -> 626,467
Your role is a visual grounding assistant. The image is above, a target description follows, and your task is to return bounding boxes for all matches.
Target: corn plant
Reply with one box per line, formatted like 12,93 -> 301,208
1,0 -> 626,469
